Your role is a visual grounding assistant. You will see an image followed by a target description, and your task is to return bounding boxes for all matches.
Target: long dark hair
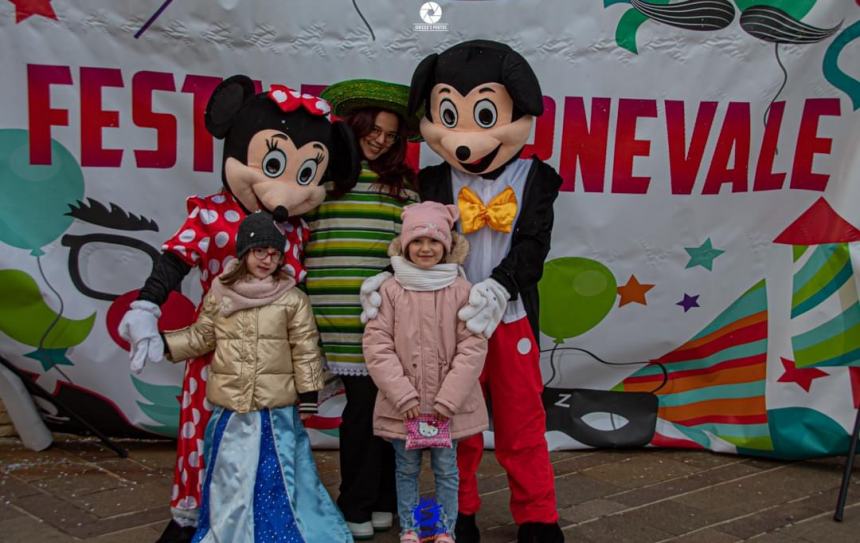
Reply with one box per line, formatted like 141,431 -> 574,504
341,107 -> 417,200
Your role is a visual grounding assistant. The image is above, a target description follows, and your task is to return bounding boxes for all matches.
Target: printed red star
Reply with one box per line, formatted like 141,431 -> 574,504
617,275 -> 654,307
8,0 -> 56,23
777,357 -> 828,392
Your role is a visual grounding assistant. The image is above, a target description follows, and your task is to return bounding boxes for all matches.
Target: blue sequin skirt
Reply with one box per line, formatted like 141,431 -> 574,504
192,406 -> 352,543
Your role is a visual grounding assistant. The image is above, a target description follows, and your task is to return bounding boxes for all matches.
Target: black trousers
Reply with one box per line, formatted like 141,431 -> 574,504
337,375 -> 397,522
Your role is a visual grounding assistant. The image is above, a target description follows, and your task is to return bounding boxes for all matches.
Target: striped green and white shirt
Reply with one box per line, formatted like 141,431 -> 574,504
305,167 -> 419,376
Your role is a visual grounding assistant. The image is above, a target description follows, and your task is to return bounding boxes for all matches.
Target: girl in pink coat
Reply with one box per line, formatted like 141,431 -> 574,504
363,202 -> 488,543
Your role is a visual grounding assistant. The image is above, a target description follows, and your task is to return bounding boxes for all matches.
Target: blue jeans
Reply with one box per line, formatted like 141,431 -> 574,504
391,439 -> 458,536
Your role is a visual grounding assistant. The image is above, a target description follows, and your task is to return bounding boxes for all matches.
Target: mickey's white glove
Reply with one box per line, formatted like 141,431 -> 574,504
359,271 -> 392,324
118,300 -> 164,374
458,278 -> 510,338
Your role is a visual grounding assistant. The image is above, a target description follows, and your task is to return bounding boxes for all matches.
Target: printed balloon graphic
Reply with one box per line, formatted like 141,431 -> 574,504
538,257 -> 617,342
0,129 -> 84,255
0,268 -> 96,370
0,269 -> 95,347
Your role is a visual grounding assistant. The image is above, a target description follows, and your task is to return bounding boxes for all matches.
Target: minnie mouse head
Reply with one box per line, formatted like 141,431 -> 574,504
408,40 -> 544,177
205,75 -> 361,221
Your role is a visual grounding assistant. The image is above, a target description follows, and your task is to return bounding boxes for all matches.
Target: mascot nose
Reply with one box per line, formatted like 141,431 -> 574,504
273,206 -> 289,222
455,146 -> 471,161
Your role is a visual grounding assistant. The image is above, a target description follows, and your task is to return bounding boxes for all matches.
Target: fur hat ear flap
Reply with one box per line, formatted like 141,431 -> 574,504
326,121 -> 361,193
409,53 -> 439,118
387,236 -> 403,257
205,75 -> 256,139
501,52 -> 544,117
446,232 -> 470,265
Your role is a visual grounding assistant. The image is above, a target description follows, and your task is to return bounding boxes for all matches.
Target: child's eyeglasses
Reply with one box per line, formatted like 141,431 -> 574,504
368,126 -> 398,145
251,248 -> 282,260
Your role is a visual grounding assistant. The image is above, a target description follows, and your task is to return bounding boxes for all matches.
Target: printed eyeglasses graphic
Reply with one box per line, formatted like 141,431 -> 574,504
62,199 -> 166,301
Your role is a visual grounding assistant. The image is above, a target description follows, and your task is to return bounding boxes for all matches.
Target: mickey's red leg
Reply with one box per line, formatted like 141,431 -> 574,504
486,319 -> 558,524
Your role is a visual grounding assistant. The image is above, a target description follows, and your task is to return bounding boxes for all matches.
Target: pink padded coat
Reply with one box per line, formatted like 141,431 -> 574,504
362,234 -> 489,440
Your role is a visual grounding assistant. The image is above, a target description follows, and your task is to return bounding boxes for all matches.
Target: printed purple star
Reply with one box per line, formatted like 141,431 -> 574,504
677,293 -> 700,312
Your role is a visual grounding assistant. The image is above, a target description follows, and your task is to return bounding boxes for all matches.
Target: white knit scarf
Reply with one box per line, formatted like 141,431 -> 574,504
390,256 -> 462,292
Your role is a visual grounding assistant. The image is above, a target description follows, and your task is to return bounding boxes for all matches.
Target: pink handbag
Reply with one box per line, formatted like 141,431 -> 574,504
405,415 -> 452,450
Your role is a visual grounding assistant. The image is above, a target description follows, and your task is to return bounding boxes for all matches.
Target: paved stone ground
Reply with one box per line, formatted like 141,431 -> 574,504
1,435 -> 859,542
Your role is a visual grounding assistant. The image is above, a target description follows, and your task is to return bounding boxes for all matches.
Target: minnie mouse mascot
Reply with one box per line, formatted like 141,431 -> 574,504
118,75 -> 359,543
362,40 -> 564,543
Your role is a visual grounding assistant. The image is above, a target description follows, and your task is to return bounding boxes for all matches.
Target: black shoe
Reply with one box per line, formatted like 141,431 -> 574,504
155,519 -> 197,543
517,522 -> 565,543
455,513 -> 480,543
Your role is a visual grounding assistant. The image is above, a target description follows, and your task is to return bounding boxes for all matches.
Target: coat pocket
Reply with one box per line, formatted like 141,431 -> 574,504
374,393 -> 403,420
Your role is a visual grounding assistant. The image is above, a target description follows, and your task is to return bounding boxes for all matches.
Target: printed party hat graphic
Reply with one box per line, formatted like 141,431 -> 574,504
618,280 -> 771,453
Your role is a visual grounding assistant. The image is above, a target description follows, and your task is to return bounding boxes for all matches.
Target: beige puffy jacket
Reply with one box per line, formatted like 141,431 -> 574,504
164,287 -> 324,414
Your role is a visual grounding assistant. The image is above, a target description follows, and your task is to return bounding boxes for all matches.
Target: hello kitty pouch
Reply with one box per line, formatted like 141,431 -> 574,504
405,415 -> 452,450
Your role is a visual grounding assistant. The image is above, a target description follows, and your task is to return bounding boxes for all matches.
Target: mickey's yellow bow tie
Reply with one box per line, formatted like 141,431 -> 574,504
457,186 -> 518,235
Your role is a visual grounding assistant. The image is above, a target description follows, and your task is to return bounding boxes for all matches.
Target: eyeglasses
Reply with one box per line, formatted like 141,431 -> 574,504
251,247 -> 282,261
368,126 -> 398,145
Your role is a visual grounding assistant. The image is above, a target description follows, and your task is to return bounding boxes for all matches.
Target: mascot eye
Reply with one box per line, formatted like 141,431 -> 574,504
439,99 -> 458,128
262,148 -> 287,178
474,100 -> 497,128
297,157 -> 320,185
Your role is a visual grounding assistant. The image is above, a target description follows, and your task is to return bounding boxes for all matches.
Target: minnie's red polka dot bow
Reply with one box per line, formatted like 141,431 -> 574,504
267,85 -> 331,118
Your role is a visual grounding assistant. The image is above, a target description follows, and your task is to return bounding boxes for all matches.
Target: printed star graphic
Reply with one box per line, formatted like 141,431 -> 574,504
24,348 -> 74,371
617,275 -> 654,307
8,0 -> 56,23
778,357 -> 828,392
677,293 -> 700,312
685,238 -> 725,271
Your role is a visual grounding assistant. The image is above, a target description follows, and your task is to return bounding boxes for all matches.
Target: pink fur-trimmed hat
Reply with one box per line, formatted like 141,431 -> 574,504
400,201 -> 460,253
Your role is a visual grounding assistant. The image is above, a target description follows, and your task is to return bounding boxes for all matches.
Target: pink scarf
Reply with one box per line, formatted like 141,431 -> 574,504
209,261 -> 295,317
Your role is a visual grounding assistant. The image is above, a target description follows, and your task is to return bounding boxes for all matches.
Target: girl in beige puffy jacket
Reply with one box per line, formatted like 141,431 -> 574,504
163,212 -> 351,543
363,202 -> 489,543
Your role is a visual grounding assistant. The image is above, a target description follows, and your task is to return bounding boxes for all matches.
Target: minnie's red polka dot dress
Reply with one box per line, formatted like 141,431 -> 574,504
161,191 -> 309,518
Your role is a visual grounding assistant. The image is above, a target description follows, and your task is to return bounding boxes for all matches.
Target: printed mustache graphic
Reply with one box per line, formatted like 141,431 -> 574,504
739,5 -> 842,44
630,0 -> 736,31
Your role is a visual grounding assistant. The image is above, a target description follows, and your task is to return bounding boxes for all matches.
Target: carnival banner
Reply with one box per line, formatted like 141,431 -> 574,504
1,0 -> 859,459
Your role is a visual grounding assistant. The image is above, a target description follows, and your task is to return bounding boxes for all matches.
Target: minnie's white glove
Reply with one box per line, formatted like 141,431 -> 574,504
118,301 -> 164,374
458,278 -> 510,338
359,271 -> 392,324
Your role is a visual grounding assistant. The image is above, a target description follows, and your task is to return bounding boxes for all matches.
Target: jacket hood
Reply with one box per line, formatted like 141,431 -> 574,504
388,231 -> 469,265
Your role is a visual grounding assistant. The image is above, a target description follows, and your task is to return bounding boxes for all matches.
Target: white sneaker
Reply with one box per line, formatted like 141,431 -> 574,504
371,511 -> 394,531
347,520 -> 374,540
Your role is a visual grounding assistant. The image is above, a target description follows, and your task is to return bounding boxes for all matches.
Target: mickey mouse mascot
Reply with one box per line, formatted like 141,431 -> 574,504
361,40 -> 564,543
118,75 -> 359,543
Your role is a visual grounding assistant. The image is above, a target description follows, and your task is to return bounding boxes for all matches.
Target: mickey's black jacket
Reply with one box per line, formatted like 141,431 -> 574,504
418,157 -> 562,344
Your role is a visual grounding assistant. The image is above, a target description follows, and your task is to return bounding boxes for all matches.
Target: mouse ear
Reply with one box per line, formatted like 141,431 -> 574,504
326,121 -> 361,193
205,75 -> 256,139
408,53 -> 439,118
501,51 -> 544,117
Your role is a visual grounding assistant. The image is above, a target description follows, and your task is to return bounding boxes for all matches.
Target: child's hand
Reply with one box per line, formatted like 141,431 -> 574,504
403,406 -> 420,419
434,409 -> 449,422
300,413 -> 313,421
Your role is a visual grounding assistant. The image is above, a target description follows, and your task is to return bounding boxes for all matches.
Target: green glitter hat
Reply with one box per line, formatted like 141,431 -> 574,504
320,79 -> 422,138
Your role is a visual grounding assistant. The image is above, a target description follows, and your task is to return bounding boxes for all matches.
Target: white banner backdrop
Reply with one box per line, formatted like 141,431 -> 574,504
1,0 -> 859,457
